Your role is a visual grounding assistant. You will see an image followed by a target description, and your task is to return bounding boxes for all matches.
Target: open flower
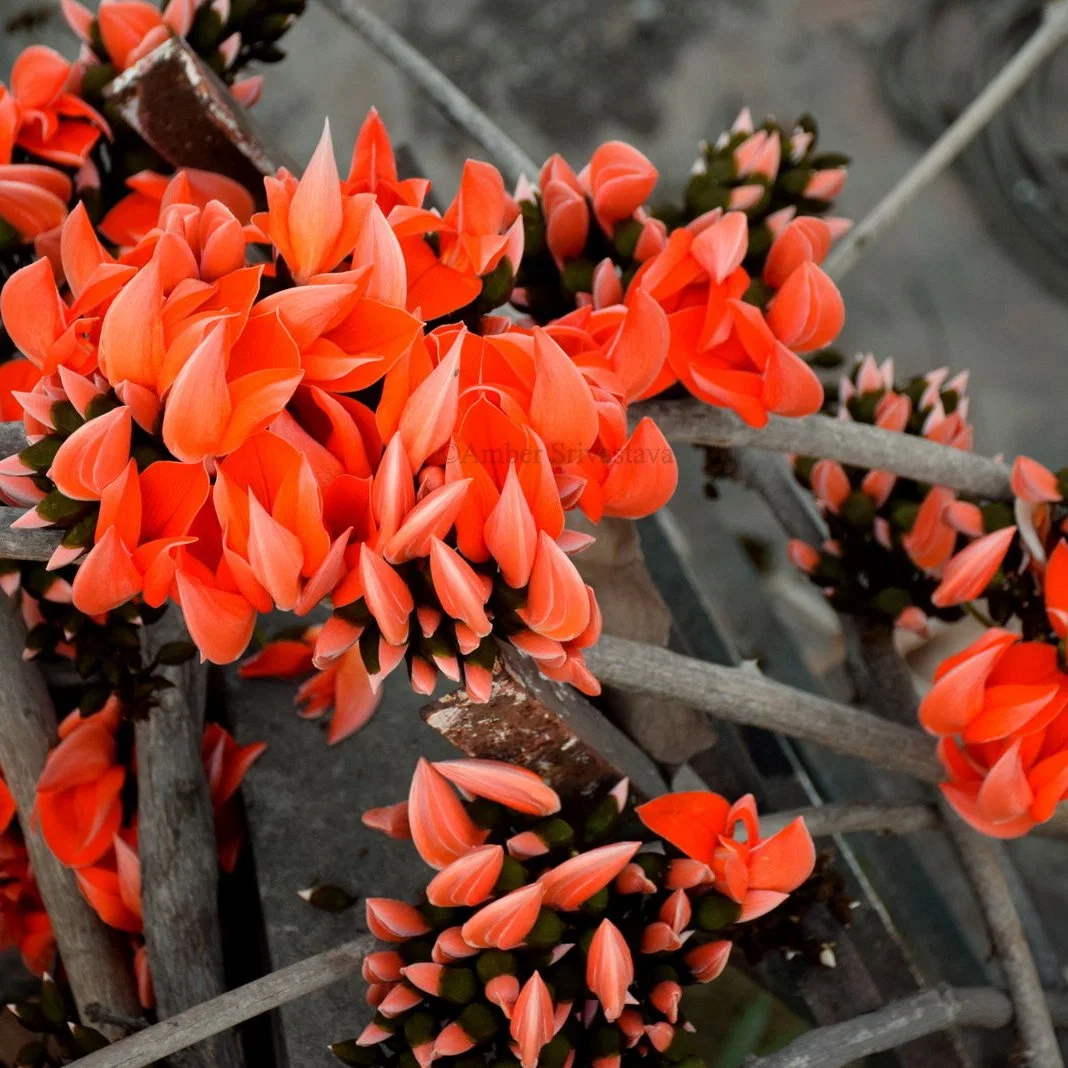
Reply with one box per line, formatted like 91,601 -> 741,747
1,46 -> 108,168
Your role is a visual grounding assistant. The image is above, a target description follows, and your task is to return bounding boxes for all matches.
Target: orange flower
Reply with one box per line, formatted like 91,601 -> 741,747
99,168 -> 256,248
0,163 -> 71,241
255,122 -> 375,286
202,723 -> 266,872
584,141 -> 658,233
637,791 -> 815,921
634,211 -> 827,425
922,626 -> 1068,837
213,431 -> 346,615
33,700 -> 126,868
344,108 -> 430,214
390,159 -> 523,320
1,46 -> 108,168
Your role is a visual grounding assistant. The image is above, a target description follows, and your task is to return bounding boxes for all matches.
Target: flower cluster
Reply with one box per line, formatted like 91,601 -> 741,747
513,117 -> 846,429
0,110 -> 682,729
788,355 -> 991,636
332,758 -> 815,1066
32,695 -> 264,1004
0,772 -> 54,977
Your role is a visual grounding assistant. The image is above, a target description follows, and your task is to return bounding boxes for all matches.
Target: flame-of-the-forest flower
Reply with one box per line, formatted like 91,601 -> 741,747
631,209 -> 834,424
0,46 -> 108,169
789,355 -> 988,635
330,759 -> 814,1066
0,772 -> 54,976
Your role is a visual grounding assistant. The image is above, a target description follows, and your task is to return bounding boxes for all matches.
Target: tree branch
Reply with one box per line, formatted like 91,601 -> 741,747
313,0 -> 538,186
0,597 -> 141,1038
760,802 -> 939,839
582,636 -> 1068,839
584,635 -> 943,782
750,986 -> 1068,1068
65,938 -> 372,1068
634,401 -> 1013,499
940,802 -> 1064,1067
135,610 -> 243,1068
822,0 -> 1068,280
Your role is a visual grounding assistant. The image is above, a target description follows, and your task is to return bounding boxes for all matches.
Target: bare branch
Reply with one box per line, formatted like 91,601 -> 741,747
750,986 -> 1068,1068
584,635 -> 943,782
0,598 -> 141,1038
136,611 -> 243,1068
760,802 -> 939,839
313,0 -> 537,186
823,0 -> 1068,280
635,400 -> 1013,499
583,636 -> 1068,839
941,802 -> 1064,1067
68,938 -> 372,1068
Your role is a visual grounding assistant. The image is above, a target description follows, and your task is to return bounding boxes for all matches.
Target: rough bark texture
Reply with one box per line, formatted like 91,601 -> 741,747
422,642 -> 666,801
570,515 -> 717,764
135,611 -> 243,1068
846,619 -> 921,726
0,598 -> 140,1037
104,38 -> 280,193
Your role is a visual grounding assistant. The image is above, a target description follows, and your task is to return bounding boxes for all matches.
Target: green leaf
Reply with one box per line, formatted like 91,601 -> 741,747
154,641 -> 196,666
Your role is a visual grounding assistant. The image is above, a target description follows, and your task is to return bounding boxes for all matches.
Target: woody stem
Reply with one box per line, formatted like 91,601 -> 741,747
940,802 -> 1064,1067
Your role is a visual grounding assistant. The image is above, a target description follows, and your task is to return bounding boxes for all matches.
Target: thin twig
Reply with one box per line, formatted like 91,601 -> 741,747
313,0 -> 538,186
940,802 -> 1064,1067
823,0 -> 1068,280
750,986 -> 1068,1068
760,802 -> 940,838
67,938 -> 372,1068
0,597 -> 141,1039
136,610 -> 243,1068
635,401 -> 1014,499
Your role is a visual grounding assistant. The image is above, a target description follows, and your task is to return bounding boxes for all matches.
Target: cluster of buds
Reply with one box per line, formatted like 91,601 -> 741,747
789,355 -> 989,636
4,973 -> 112,1065
668,109 -> 850,278
0,110 -> 677,736
0,772 -> 54,978
331,758 -> 815,1066
31,694 -> 264,1005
